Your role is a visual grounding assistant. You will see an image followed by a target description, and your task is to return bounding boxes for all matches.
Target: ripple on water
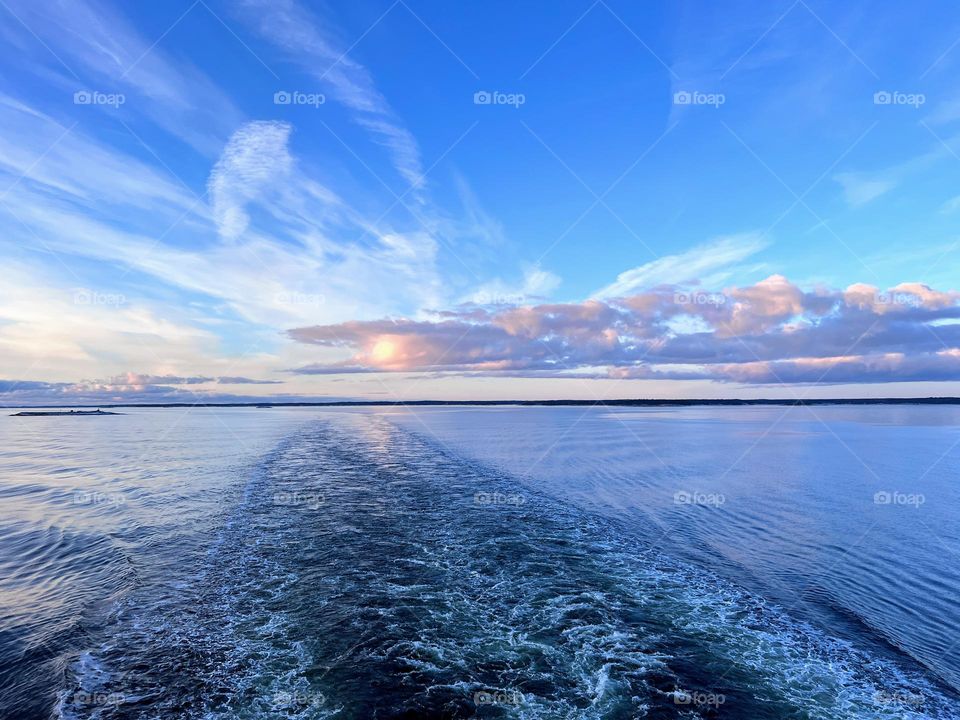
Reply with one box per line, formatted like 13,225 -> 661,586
55,416 -> 960,719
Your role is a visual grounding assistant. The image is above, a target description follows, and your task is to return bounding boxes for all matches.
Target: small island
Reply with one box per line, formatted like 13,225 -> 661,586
11,409 -> 122,417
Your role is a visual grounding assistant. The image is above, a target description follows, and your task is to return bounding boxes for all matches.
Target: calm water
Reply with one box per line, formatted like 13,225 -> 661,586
0,405 -> 958,718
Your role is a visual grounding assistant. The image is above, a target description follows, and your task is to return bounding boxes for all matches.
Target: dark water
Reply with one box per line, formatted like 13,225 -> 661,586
1,407 -> 958,718
386,405 -> 960,697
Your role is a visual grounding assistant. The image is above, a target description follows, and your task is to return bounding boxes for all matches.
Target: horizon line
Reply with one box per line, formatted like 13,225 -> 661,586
7,397 -> 960,410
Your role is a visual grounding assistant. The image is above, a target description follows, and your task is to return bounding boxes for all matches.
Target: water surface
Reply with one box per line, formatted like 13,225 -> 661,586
0,405 -> 957,718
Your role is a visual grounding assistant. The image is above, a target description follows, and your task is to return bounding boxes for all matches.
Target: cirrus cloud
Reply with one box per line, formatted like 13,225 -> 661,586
208,121 -> 295,241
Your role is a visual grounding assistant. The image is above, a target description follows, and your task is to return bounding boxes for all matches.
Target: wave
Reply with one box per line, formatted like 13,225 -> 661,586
58,415 -> 960,719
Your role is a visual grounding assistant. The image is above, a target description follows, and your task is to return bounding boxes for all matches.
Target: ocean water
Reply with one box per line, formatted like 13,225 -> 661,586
0,406 -> 958,719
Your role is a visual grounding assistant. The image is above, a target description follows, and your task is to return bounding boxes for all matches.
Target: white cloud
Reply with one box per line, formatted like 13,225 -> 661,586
522,266 -> 562,297
940,194 -> 960,214
0,94 -> 201,222
234,0 -> 426,195
0,262 -> 222,380
834,172 -> 895,206
593,233 -> 769,300
0,0 -> 243,154
208,121 -> 294,240
464,265 -> 561,306
0,98 -> 445,335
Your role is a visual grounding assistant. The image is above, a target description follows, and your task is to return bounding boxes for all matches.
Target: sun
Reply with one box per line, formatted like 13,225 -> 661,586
370,339 -> 397,363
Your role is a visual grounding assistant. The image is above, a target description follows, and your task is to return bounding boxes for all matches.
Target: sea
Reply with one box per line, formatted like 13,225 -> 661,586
0,404 -> 958,719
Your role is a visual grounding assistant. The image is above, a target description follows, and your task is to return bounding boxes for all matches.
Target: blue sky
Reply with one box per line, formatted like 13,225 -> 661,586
3,0 -> 960,403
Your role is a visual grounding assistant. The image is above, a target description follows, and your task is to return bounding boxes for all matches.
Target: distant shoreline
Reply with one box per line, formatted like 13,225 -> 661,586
7,397 -> 960,409
10,409 -> 122,416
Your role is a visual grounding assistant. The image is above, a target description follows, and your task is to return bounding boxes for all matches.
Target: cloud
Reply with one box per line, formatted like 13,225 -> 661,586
0,262 -> 230,379
0,378 -> 344,407
208,121 -> 294,240
593,233 -> 768,299
216,376 -> 285,385
940,194 -> 960,214
0,2 -> 494,401
287,275 -> 960,385
834,172 -> 895,207
235,0 -> 426,194
0,94 -> 200,218
463,265 -> 561,306
96,373 -> 282,386
0,0 -> 243,154
0,94 -> 445,334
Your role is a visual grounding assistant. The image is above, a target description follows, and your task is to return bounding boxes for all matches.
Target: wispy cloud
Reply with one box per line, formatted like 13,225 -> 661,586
939,194 -> 960,214
235,0 -> 426,194
462,265 -> 561,306
0,94 -> 200,217
0,90 -> 447,396
834,171 -> 895,206
0,378 -> 350,407
593,233 -> 769,300
0,0 -> 243,153
208,121 -> 295,240
0,262 -> 230,382
99,373 -> 282,386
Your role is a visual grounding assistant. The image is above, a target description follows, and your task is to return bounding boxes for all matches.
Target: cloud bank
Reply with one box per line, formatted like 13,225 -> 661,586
288,276 -> 960,385
0,373 -> 287,406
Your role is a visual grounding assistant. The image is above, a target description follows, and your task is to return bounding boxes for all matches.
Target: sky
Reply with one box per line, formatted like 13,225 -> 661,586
2,0 -> 960,404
